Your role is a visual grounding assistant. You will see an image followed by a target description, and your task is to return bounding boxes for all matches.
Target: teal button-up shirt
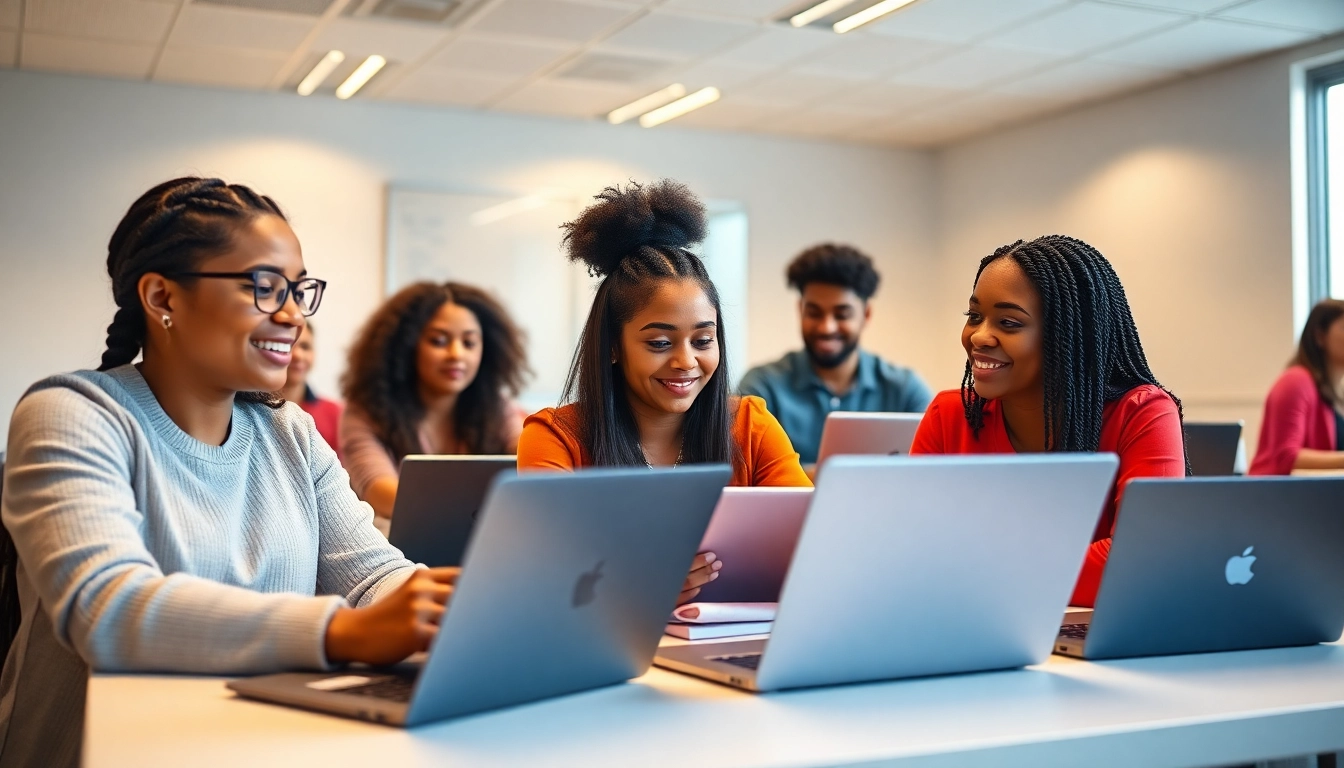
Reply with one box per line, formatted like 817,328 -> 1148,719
738,349 -> 933,465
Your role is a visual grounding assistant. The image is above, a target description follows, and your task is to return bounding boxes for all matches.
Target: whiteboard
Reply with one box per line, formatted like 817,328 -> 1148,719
386,187 -> 747,410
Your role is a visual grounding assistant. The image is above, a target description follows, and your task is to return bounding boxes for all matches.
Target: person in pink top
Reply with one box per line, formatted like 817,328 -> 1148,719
282,322 -> 343,459
1250,298 -> 1344,475
340,282 -> 531,520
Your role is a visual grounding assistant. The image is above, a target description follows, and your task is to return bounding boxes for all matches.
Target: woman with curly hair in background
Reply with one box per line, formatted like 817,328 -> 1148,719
340,281 -> 530,522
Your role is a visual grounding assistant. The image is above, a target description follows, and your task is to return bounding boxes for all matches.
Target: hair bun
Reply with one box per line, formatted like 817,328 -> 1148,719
561,180 -> 707,277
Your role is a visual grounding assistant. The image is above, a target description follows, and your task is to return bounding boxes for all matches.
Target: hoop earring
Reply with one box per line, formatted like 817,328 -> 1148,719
161,315 -> 173,330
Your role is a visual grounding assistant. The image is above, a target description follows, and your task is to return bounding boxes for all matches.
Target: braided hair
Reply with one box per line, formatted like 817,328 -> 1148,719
560,180 -> 738,469
341,281 -> 529,461
960,236 -> 1187,462
100,177 -> 288,407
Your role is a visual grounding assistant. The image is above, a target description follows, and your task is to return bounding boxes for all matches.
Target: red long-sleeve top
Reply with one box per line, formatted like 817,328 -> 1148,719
910,386 -> 1186,606
1249,365 -> 1337,476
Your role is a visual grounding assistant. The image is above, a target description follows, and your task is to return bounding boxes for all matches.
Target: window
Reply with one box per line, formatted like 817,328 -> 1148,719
1306,59 -> 1344,301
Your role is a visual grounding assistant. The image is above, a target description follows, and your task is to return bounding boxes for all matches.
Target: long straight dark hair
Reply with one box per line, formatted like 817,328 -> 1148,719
1292,298 -> 1344,409
559,181 -> 738,469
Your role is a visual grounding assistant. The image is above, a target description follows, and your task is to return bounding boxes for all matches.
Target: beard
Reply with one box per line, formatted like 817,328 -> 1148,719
804,334 -> 859,369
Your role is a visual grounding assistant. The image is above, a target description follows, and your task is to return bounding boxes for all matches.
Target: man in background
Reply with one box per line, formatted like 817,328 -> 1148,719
739,243 -> 932,465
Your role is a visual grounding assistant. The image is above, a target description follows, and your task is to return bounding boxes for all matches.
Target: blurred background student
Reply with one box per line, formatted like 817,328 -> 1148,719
282,322 -> 342,459
738,243 -> 931,465
341,281 -> 529,521
1250,298 -> 1344,474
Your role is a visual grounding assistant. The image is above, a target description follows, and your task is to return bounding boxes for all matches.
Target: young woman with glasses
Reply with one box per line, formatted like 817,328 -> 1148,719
339,281 -> 530,522
517,180 -> 810,605
0,178 -> 454,764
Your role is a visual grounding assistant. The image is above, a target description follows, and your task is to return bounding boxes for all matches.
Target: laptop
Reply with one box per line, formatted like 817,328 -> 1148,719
229,465 -> 732,726
1054,476 -> 1344,660
655,454 -> 1119,692
388,455 -> 516,567
814,412 -> 924,468
1183,422 -> 1244,476
691,487 -> 812,603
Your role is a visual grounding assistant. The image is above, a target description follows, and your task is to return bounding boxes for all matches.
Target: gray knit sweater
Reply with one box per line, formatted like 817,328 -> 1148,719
0,365 -> 416,765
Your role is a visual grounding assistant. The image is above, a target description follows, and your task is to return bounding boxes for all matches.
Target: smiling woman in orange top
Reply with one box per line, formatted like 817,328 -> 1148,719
910,236 -> 1187,607
517,180 -> 810,604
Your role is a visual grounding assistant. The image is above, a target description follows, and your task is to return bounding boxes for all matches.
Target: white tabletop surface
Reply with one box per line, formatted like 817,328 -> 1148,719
86,641 -> 1344,768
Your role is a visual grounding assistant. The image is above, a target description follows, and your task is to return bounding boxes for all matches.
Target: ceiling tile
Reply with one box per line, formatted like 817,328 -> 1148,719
0,31 -> 16,67
715,25 -> 840,69
471,0 -> 635,44
993,58 -> 1178,100
154,46 -> 289,89
660,0 -> 796,22
599,11 -> 759,59
986,1 -> 1188,56
493,78 -> 645,118
425,35 -> 570,77
169,5 -> 318,52
768,107 -> 882,138
1093,17 -> 1316,69
813,80 -> 967,115
662,99 -> 787,129
1216,0 -> 1344,33
0,0 -> 19,30
889,45 -> 1064,89
866,0 -> 1072,43
24,0 -> 176,44
730,70 -> 865,107
20,32 -> 156,77
311,17 -> 449,62
383,68 -> 515,106
1092,0 -> 1242,11
662,59 -> 768,90
792,33 -> 956,80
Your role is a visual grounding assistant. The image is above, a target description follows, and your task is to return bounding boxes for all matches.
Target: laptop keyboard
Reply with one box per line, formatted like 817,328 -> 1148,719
1059,623 -> 1090,640
712,653 -> 762,670
339,673 -> 418,702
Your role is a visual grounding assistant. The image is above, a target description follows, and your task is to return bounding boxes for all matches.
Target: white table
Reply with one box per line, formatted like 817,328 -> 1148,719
86,642 -> 1344,768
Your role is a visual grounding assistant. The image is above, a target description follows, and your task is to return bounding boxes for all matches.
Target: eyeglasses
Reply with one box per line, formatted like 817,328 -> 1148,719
166,269 -> 327,316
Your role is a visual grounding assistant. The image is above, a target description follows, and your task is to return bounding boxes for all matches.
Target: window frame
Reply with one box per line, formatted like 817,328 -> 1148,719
1305,59 -> 1344,303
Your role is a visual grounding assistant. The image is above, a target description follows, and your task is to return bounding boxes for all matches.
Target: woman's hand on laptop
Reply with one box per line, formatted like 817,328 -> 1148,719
323,566 -> 459,666
678,552 -> 723,605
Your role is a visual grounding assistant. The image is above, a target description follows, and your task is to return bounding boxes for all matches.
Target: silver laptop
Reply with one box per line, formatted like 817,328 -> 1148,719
229,465 -> 732,725
388,455 -> 516,567
814,412 -> 924,468
1055,476 -> 1344,660
692,487 -> 812,603
655,454 -> 1119,692
1182,422 -> 1244,477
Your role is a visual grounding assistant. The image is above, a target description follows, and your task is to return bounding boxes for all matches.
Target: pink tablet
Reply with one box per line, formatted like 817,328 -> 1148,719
693,487 -> 813,603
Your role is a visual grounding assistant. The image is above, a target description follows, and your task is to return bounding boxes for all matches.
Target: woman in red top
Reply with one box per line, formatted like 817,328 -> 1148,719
1249,298 -> 1344,475
282,322 -> 343,459
911,235 -> 1187,606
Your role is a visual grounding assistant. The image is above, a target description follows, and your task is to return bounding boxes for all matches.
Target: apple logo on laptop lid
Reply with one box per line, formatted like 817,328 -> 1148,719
1225,546 -> 1256,586
572,561 -> 604,608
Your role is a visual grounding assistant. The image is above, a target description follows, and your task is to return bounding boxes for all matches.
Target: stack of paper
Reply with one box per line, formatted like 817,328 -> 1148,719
666,602 -> 776,641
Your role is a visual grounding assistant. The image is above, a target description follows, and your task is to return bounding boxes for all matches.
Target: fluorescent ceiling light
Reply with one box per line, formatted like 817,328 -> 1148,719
470,195 -> 549,226
296,50 -> 345,96
638,87 -> 720,128
607,84 -> 687,125
335,54 -> 386,100
833,0 -> 919,33
789,0 -> 859,28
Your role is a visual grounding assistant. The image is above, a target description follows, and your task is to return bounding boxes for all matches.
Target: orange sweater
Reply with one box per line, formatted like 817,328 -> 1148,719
518,396 -> 812,488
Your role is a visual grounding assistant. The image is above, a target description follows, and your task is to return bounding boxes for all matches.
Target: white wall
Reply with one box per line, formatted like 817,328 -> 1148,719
0,69 -> 938,443
934,33 -> 1344,453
